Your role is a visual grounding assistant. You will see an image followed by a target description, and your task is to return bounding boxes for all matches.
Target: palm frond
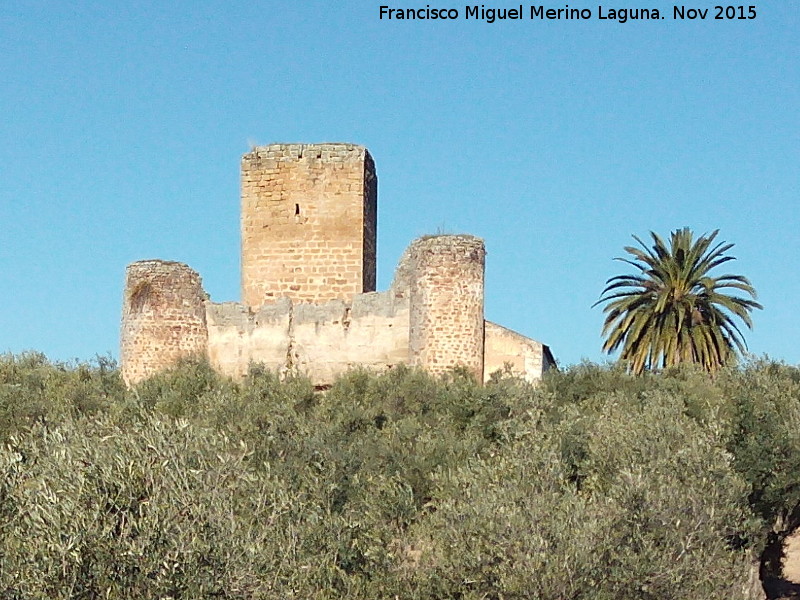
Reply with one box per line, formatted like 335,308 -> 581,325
595,228 -> 761,374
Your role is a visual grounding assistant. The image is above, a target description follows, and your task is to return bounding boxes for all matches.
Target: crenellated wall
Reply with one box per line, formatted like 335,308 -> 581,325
205,289 -> 410,386
121,143 -> 554,386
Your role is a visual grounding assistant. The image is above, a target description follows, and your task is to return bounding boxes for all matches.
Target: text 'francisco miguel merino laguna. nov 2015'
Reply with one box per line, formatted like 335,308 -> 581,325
378,5 -> 758,23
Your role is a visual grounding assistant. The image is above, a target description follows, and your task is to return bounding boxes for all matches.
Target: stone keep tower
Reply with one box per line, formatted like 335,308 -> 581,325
241,143 -> 377,309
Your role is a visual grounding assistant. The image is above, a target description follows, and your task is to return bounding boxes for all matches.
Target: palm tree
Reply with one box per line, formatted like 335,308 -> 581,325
595,228 -> 762,374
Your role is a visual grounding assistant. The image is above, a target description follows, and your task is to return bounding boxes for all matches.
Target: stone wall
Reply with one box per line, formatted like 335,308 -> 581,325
120,144 -> 555,387
120,245 -> 551,386
484,321 -> 555,383
120,261 -> 208,386
408,235 -> 486,381
240,143 -> 377,309
206,290 -> 409,386
204,299 -> 290,380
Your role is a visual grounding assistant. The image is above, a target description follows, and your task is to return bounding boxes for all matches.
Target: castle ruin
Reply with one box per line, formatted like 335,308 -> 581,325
121,143 -> 554,386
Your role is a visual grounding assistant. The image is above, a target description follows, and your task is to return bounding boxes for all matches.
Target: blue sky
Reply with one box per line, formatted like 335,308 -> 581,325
1,2 -> 798,368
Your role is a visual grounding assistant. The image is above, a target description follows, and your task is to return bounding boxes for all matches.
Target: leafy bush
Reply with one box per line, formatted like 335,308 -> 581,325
0,352 -> 124,441
722,362 -> 800,528
2,354 -> 800,598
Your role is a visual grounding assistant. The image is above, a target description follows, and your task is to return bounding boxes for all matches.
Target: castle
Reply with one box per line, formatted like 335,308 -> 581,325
120,143 -> 555,386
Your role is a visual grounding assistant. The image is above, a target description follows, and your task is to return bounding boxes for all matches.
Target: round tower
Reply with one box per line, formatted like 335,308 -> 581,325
408,235 -> 485,381
120,260 -> 209,386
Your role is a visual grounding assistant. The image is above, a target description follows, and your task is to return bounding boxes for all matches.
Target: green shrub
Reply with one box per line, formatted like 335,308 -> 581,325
3,354 -> 800,598
724,361 -> 800,539
0,353 -> 124,441
392,388 -> 757,600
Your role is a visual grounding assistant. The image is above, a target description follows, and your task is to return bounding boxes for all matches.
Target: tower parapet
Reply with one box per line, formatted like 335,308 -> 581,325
408,235 -> 486,381
120,260 -> 209,385
240,143 -> 377,309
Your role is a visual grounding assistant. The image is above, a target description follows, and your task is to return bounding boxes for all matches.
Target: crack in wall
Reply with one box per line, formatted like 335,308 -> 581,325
282,301 -> 299,379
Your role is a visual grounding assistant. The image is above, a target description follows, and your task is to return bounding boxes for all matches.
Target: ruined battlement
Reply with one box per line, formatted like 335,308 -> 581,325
120,260 -> 208,385
244,143 -> 371,162
407,235 -> 486,381
120,144 -> 554,386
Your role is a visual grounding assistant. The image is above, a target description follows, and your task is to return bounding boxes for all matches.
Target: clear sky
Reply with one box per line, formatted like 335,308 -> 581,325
1,2 -> 798,368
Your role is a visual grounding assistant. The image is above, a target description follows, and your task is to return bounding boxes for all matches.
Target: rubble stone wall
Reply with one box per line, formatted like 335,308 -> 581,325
120,260 -> 208,386
408,235 -> 486,381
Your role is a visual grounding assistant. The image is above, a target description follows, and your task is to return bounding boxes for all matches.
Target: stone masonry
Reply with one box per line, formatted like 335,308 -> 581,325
120,143 -> 554,386
120,261 -> 208,385
241,144 -> 377,309
408,235 -> 485,381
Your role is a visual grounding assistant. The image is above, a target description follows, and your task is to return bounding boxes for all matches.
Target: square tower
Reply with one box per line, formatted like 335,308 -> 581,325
241,143 -> 377,309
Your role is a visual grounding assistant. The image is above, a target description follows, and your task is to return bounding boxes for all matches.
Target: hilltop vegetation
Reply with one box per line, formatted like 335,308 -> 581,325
2,353 -> 800,598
